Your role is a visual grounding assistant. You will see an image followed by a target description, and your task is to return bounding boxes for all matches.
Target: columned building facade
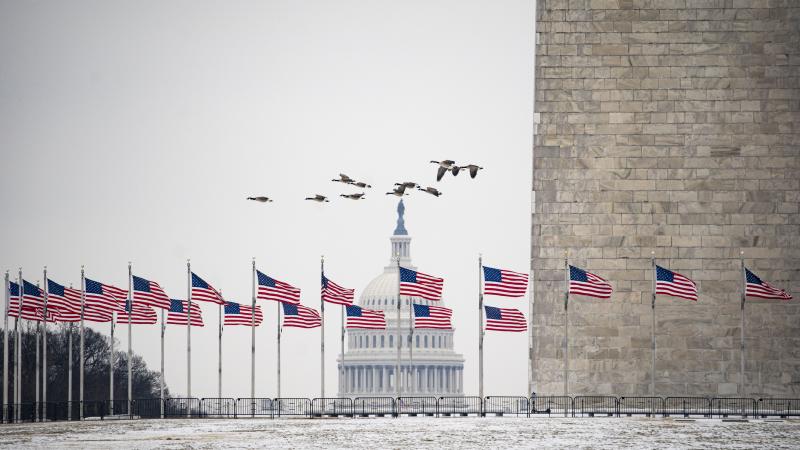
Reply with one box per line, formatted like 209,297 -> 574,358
338,200 -> 465,397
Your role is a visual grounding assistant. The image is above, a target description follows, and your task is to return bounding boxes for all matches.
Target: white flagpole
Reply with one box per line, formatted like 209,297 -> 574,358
218,291 -> 222,399
395,255 -> 401,398
408,295 -> 413,394
563,253 -> 569,397
478,254 -> 484,400
42,269 -> 48,421
186,260 -> 191,415
67,320 -> 73,421
109,312 -> 115,415
79,267 -> 85,420
160,309 -> 165,419
250,258 -> 255,415
3,270 -> 8,422
15,269 -> 22,423
35,281 -> 40,422
340,307 -> 345,396
651,252 -> 656,396
740,250 -> 746,396
320,256 -> 325,399
528,265 -> 535,398
277,300 -> 281,399
127,262 -> 132,415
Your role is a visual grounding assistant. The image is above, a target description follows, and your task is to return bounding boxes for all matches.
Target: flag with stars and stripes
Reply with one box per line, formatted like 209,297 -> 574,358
483,266 -> 528,297
167,299 -> 204,326
655,265 -> 698,301
282,303 -> 321,329
484,306 -> 527,332
257,270 -> 301,305
745,268 -> 792,300
191,272 -> 226,305
345,305 -> 386,329
21,280 -> 45,308
321,275 -> 355,306
413,304 -> 452,329
399,267 -> 443,301
116,300 -> 158,325
132,275 -> 171,310
7,281 -> 57,322
85,278 -> 127,313
569,265 -> 613,299
224,302 -> 263,326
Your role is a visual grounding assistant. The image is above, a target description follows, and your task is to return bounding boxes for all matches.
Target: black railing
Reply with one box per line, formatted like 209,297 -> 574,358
201,398 -> 236,418
235,398 -> 273,418
164,398 -> 201,418
82,401 -> 108,420
484,396 -> 529,417
106,399 -> 131,418
573,396 -> 617,417
311,398 -> 353,417
354,397 -> 395,417
712,398 -> 757,419
275,398 -> 311,418
618,397 -> 663,417
758,398 -> 800,418
438,396 -> 482,416
663,397 -> 711,418
531,396 -> 571,417
397,397 -> 437,416
132,398 -> 163,418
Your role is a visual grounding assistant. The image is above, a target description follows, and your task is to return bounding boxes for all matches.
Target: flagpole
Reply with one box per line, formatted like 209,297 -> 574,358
67,320 -> 73,421
395,254 -> 401,399
563,252 -> 569,397
277,301 -> 281,399
160,308 -> 165,419
408,294 -> 413,394
15,269 -> 22,423
340,306 -> 345,396
478,254 -> 484,401
250,258 -> 255,415
42,269 -> 48,421
320,256 -> 325,399
650,252 -> 656,396
218,292 -> 222,399
740,250 -> 746,396
528,265 -> 534,398
127,262 -> 132,415
110,312 -> 115,415
186,260 -> 191,415
3,270 -> 8,423
35,281 -> 40,422
79,266 -> 85,420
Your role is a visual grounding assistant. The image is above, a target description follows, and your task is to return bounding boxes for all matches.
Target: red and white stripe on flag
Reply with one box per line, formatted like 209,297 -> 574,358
282,303 -> 321,329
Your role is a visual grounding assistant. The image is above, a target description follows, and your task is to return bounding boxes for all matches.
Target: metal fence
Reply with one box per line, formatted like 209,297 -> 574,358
234,398 -> 273,418
663,397 -> 711,418
573,396 -> 618,417
164,398 -> 201,418
201,398 -> 236,418
618,397 -> 663,417
132,398 -> 163,418
758,398 -> 800,418
484,396 -> 529,417
712,398 -> 757,419
311,398 -> 353,417
397,397 -> 438,416
531,396 -> 572,417
275,398 -> 311,418
438,396 -> 482,416
354,397 -> 395,417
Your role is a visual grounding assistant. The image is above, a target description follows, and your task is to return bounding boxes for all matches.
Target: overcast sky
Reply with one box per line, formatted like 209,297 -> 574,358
0,0 -> 535,398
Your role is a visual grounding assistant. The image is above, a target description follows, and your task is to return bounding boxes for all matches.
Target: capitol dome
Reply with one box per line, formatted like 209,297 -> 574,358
338,200 -> 465,397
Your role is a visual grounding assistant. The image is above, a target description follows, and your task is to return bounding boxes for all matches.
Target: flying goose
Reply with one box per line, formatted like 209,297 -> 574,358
340,193 -> 366,200
246,196 -> 273,203
460,164 -> 484,179
395,181 -> 420,189
417,186 -> 442,197
350,181 -> 372,188
386,185 -> 408,197
431,160 -> 459,181
331,174 -> 355,184
305,194 -> 330,202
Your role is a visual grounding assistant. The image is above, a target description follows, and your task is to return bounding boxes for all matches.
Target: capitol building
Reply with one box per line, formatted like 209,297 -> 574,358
338,200 -> 465,397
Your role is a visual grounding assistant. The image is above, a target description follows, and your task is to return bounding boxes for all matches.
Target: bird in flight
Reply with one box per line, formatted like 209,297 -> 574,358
417,186 -> 442,197
305,194 -> 330,202
350,181 -> 371,189
386,185 -> 408,197
340,193 -> 366,200
246,196 -> 273,203
395,181 -> 420,189
331,174 -> 355,184
430,160 -> 460,181
460,164 -> 484,178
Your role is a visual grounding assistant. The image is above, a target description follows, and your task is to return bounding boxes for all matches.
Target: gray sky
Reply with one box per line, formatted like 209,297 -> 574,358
0,0 -> 535,397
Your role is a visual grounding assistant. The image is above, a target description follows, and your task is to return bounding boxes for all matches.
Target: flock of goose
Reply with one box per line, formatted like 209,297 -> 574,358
246,159 -> 483,204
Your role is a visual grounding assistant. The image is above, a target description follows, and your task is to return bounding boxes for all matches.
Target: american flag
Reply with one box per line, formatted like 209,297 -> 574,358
345,305 -> 386,329
282,303 -> 321,329
45,279 -> 87,322
745,268 -> 792,300
191,272 -> 226,305
117,300 -> 158,325
20,306 -> 58,322
399,267 -> 443,301
655,265 -> 698,301
569,265 -> 613,299
85,278 -> 127,313
257,270 -> 300,305
413,303 -> 452,329
132,275 -> 171,310
224,302 -> 263,326
21,280 -> 45,308
483,266 -> 528,297
321,275 -> 355,306
9,283 -> 58,322
7,281 -> 21,318
484,306 -> 527,332
167,299 -> 204,326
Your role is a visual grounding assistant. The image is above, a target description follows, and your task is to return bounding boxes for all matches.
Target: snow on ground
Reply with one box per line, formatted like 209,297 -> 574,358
0,417 -> 799,449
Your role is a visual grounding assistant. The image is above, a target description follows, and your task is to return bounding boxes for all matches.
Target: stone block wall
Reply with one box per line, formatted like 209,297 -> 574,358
532,0 -> 800,396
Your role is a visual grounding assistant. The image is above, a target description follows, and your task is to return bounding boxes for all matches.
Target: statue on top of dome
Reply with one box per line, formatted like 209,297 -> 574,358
393,199 -> 408,236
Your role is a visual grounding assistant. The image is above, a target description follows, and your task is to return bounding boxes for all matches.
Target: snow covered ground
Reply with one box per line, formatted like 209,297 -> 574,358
1,417 -> 798,449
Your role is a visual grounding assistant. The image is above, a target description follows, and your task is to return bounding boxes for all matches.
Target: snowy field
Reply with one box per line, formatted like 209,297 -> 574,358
1,417 -> 799,449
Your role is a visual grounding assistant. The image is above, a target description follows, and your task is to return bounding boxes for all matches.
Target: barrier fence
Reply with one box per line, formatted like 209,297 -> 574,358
3,396 -> 799,423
